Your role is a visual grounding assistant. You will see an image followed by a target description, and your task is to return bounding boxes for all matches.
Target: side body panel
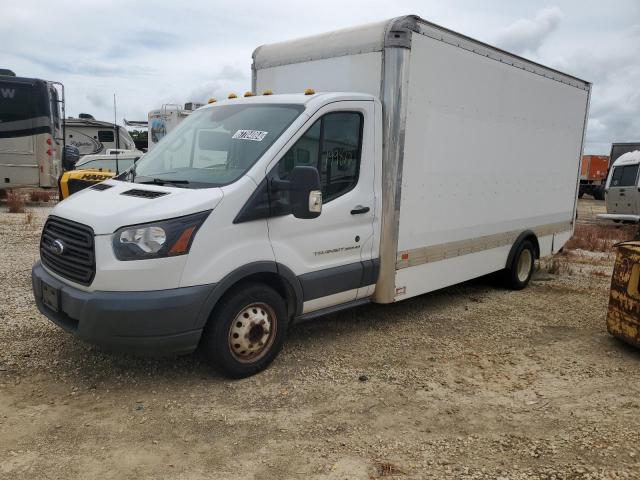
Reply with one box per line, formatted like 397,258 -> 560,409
394,32 -> 588,301
0,132 -> 60,188
66,126 -> 135,157
0,134 -> 38,187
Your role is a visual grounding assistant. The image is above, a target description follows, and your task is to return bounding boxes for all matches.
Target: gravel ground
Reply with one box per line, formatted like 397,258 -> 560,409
577,198 -> 606,225
1,202 -> 640,479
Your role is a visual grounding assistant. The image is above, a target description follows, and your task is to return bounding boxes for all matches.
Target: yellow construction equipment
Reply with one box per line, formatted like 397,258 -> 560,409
59,169 -> 115,199
58,150 -> 140,199
607,240 -> 640,348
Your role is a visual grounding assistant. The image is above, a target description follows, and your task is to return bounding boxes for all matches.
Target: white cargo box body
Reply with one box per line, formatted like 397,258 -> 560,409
253,15 -> 590,303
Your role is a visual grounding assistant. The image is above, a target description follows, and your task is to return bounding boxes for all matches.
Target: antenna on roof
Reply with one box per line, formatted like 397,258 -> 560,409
113,93 -> 119,175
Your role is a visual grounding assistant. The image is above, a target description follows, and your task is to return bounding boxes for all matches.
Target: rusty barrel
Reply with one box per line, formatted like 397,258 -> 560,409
607,241 -> 640,347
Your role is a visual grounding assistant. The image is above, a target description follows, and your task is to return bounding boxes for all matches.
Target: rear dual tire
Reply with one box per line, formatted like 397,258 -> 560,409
503,240 -> 535,290
200,283 -> 288,378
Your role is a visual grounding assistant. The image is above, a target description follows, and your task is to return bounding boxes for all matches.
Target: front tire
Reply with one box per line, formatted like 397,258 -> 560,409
200,283 -> 288,378
503,240 -> 535,290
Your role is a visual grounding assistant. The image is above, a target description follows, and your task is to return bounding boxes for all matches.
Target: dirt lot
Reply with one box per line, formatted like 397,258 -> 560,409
2,201 -> 640,479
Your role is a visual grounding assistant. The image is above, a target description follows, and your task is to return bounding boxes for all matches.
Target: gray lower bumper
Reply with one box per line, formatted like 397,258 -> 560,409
32,261 -> 215,355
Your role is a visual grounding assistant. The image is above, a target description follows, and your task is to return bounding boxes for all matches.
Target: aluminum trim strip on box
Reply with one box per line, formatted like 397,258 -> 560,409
396,221 -> 573,269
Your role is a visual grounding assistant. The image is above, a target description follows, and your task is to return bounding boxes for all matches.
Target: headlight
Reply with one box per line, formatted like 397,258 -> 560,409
113,210 -> 211,261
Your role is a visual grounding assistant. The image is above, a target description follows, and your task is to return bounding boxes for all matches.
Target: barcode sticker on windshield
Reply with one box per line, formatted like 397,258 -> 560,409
232,130 -> 268,141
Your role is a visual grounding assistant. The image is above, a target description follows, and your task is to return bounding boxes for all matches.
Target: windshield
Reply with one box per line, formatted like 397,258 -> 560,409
132,104 -> 304,187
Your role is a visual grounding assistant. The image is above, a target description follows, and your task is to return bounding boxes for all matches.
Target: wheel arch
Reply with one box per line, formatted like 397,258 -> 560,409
195,261 -> 302,329
506,230 -> 540,269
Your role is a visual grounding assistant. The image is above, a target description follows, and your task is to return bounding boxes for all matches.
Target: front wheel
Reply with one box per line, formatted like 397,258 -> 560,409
200,283 -> 288,378
503,240 -> 535,290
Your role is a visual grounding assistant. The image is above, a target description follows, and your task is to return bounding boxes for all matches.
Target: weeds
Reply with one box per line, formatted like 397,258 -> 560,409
29,190 -> 51,202
546,257 -> 575,276
374,461 -> 405,477
565,224 -> 636,252
6,191 -> 25,213
24,211 -> 34,225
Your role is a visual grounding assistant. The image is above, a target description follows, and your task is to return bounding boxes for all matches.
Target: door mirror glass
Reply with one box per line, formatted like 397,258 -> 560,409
289,166 -> 322,219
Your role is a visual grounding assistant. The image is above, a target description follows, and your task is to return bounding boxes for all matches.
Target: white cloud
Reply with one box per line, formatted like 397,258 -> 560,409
548,25 -> 640,154
494,6 -> 564,55
86,92 -> 109,110
0,1 -> 637,155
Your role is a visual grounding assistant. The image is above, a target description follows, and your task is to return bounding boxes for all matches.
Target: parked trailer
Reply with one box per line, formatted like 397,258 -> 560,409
0,75 -> 64,190
579,155 -> 609,200
148,103 -> 203,150
32,16 -> 590,378
65,115 -> 137,157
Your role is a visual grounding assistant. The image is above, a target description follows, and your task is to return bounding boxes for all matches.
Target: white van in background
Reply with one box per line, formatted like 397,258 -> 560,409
32,16 -> 589,378
599,150 -> 640,223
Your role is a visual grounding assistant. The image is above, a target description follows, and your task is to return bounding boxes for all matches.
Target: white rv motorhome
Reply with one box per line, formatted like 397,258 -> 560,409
148,103 -> 203,150
598,150 -> 640,223
65,115 -> 137,157
0,75 -> 64,189
32,16 -> 589,378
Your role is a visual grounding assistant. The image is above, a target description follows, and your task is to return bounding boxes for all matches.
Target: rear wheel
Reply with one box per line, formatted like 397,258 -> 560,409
200,283 -> 288,378
503,240 -> 535,290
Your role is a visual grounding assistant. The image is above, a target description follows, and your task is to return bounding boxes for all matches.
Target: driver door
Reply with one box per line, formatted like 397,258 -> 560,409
266,101 -> 376,313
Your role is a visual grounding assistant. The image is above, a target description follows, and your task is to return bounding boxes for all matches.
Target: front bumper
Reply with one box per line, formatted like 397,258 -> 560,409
32,261 -> 215,355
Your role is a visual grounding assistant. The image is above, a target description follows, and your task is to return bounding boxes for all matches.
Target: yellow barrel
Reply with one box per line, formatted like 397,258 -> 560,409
607,241 -> 640,347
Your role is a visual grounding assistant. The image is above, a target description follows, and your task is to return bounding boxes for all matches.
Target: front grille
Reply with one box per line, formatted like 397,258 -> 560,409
40,216 -> 95,286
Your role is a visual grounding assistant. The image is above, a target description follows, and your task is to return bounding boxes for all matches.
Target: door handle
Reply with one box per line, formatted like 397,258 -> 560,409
350,206 -> 370,215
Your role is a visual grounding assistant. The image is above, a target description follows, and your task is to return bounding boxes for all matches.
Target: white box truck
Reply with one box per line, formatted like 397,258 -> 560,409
32,16 -> 590,377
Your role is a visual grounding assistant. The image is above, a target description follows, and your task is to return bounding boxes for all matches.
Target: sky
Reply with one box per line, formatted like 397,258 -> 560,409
1,0 -> 638,154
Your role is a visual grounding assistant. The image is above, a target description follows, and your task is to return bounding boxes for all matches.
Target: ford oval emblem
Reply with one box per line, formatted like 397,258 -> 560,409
50,239 -> 65,255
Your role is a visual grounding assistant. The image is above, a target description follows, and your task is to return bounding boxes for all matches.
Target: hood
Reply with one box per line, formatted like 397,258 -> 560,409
52,180 -> 224,234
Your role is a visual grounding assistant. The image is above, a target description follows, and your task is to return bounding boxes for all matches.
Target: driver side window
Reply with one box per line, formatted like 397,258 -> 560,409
274,111 -> 363,203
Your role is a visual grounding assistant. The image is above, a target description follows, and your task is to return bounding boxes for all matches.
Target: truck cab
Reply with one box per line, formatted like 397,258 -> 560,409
33,92 -> 381,377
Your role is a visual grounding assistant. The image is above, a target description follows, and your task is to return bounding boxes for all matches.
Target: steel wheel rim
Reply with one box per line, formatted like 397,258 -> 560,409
228,302 -> 277,363
517,249 -> 533,282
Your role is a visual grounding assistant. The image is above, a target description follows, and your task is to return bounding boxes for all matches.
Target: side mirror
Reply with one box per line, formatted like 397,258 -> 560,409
289,166 -> 322,219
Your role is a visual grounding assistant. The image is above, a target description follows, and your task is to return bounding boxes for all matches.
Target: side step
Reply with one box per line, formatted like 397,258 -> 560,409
294,298 -> 370,323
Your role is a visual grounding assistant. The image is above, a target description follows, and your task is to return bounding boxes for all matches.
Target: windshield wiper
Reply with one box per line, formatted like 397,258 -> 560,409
138,178 -> 190,187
